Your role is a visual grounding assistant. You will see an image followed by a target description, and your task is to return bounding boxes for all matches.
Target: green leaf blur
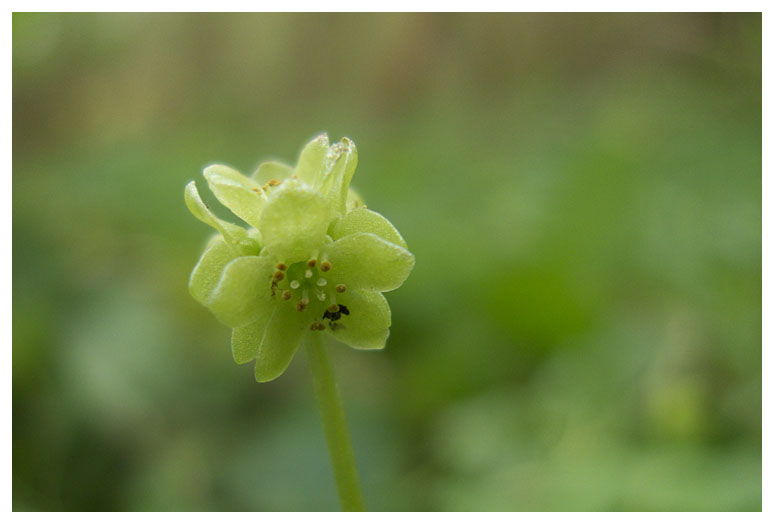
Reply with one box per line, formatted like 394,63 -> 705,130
12,13 -> 761,511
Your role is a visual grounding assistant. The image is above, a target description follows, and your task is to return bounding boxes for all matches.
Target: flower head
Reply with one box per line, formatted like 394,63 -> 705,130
185,134 -> 415,381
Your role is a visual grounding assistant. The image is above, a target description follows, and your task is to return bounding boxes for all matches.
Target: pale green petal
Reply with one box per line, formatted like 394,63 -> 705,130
203,164 -> 266,229
189,236 -> 242,305
208,255 -> 276,328
330,208 -> 408,248
253,160 -> 293,184
247,227 -> 263,247
330,290 -> 391,350
231,307 -> 275,364
294,133 -> 329,187
326,233 -> 415,292
184,181 -> 254,247
320,138 -> 358,214
254,305 -> 310,382
260,182 -> 331,262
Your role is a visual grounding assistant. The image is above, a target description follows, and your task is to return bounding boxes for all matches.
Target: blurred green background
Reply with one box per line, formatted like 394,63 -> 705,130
13,13 -> 761,511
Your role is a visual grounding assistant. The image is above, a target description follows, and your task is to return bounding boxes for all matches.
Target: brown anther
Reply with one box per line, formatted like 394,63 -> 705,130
266,178 -> 281,187
282,290 -> 292,301
327,304 -> 340,313
307,259 -> 317,268
251,187 -> 261,193
335,284 -> 346,293
276,263 -> 287,271
273,271 -> 285,282
320,262 -> 332,272
309,322 -> 325,331
296,298 -> 310,312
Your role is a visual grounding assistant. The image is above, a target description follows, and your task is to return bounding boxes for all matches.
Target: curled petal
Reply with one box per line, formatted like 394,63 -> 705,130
208,256 -> 275,328
330,290 -> 391,350
326,233 -> 415,292
320,138 -> 357,214
184,181 -> 252,246
294,133 -> 330,187
330,208 -> 407,249
254,304 -> 311,382
259,182 -> 331,262
204,164 -> 266,229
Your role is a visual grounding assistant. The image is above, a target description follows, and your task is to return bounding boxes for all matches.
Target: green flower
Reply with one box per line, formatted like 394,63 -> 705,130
185,134 -> 415,382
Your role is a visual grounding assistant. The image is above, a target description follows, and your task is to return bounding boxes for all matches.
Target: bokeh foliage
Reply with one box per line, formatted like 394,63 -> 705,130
13,13 -> 761,511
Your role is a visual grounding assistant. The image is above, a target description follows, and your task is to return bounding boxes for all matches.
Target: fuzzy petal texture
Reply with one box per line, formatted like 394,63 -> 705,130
254,305 -> 311,382
326,233 -> 415,292
259,183 -> 331,262
204,164 -> 266,229
330,208 -> 407,248
208,255 -> 276,328
330,290 -> 391,350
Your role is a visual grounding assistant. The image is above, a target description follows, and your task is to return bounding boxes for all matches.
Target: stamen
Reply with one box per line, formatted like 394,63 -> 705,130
276,263 -> 287,271
297,297 -> 310,312
317,278 -> 327,287
305,269 -> 314,279
315,289 -> 327,301
272,271 -> 285,282
327,304 -> 340,314
309,322 -> 325,331
282,290 -> 292,301
290,280 -> 300,289
307,259 -> 317,268
320,261 -> 332,272
335,284 -> 346,293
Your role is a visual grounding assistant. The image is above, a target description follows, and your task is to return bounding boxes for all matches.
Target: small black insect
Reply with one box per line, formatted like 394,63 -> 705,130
323,304 -> 350,323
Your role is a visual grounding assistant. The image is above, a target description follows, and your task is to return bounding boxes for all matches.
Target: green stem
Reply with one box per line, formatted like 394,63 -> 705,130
304,332 -> 365,512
